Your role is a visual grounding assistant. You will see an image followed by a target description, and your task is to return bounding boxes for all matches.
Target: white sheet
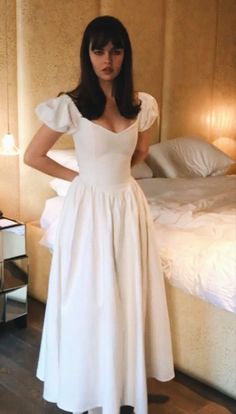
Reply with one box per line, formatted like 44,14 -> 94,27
138,176 -> 236,313
40,176 -> 236,313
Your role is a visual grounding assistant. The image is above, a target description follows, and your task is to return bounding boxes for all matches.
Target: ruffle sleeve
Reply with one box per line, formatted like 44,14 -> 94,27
138,92 -> 159,132
35,94 -> 81,135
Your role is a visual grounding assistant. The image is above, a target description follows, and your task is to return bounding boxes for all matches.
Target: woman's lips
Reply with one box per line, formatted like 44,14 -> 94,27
102,67 -> 113,74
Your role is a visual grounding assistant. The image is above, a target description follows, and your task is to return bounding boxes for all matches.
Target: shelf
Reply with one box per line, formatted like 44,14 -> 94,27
0,256 -> 28,293
0,285 -> 27,324
0,222 -> 26,260
0,218 -> 28,326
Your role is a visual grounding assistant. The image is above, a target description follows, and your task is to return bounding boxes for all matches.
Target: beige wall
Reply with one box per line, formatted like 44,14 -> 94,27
0,0 -> 19,219
161,0 -> 236,143
17,0 -> 100,221
0,0 -> 235,221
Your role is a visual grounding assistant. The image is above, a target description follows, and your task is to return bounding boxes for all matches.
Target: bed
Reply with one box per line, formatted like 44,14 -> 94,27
26,137 -> 236,399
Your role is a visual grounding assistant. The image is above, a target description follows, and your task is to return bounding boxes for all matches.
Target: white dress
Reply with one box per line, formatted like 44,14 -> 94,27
36,93 -> 174,414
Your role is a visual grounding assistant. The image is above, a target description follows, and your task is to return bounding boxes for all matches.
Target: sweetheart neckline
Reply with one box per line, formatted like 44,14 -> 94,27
84,117 -> 138,135
66,94 -> 139,135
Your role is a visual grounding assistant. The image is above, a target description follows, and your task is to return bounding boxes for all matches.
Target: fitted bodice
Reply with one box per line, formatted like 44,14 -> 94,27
35,92 -> 158,186
72,118 -> 138,186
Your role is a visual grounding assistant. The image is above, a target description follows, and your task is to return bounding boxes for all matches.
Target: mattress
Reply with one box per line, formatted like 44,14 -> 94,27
39,175 -> 236,314
138,175 -> 236,314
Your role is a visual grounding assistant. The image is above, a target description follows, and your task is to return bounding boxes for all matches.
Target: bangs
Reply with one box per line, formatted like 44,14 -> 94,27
90,31 -> 125,50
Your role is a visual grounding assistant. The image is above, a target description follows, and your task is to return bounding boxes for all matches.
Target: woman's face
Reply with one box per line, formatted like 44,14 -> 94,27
89,40 -> 124,83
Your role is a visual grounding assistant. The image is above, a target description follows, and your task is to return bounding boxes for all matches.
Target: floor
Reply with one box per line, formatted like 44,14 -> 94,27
0,297 -> 235,414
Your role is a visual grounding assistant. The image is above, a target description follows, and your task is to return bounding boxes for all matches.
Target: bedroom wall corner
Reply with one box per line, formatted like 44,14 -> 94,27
0,0 -> 19,220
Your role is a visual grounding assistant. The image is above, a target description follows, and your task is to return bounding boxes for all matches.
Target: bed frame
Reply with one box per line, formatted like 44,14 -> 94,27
26,221 -> 236,400
165,282 -> 236,399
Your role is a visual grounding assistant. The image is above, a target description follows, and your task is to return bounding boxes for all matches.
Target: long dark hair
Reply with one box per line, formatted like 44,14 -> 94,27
65,16 -> 141,120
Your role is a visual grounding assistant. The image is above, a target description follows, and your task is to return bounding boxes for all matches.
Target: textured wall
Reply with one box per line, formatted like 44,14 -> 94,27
17,0 -> 100,221
161,0 -> 236,143
211,0 -> 236,142
0,0 -> 19,219
161,0 -> 217,140
0,0 -> 235,221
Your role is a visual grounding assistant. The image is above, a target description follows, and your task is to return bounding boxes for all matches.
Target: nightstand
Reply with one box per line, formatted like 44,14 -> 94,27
0,217 -> 28,328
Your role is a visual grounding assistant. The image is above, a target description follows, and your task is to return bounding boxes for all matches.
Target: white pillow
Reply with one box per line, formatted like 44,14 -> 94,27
47,149 -> 153,196
47,149 -> 79,171
50,178 -> 71,196
131,162 -> 153,179
147,137 -> 234,178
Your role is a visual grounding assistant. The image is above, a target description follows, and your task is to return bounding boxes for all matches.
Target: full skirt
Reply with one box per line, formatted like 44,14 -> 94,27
36,176 -> 174,414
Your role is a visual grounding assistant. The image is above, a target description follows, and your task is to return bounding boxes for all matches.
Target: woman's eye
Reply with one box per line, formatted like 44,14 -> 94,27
113,49 -> 123,55
93,50 -> 103,55
92,49 -> 123,56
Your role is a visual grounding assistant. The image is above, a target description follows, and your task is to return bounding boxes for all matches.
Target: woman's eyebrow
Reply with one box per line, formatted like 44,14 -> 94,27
92,44 -> 123,51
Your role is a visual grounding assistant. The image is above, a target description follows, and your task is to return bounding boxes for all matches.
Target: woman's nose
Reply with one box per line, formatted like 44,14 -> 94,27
104,51 -> 112,63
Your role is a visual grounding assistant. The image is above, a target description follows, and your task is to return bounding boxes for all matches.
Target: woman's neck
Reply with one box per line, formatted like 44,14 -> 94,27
99,80 -> 114,98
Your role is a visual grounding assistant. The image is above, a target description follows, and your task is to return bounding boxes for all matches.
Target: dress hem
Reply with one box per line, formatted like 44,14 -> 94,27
36,372 -> 175,413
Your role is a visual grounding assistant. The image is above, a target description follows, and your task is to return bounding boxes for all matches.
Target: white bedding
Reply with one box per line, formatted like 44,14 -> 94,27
40,175 -> 236,313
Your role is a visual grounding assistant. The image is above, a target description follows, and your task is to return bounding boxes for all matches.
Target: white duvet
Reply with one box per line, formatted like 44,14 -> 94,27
139,175 -> 236,313
40,175 -> 236,314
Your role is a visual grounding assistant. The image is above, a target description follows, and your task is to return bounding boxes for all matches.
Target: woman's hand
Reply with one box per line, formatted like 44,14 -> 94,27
24,124 -> 79,181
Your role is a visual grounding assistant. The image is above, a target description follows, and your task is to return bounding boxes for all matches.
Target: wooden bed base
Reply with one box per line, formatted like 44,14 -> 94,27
26,221 -> 236,400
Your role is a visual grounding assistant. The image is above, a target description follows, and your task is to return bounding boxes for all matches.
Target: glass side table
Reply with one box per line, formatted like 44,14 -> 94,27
0,217 -> 28,328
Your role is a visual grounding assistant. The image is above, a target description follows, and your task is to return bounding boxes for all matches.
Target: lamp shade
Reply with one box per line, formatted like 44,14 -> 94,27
0,133 -> 20,156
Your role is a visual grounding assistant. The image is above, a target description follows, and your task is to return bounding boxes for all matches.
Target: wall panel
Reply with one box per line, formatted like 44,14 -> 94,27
211,0 -> 236,143
0,0 -> 19,219
17,0 -> 100,221
161,0 -> 217,140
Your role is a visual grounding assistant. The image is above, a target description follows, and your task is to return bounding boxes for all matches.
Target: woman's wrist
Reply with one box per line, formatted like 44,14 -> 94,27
69,171 -> 79,181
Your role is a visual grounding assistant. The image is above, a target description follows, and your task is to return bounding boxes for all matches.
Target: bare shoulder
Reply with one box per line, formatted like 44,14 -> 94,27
133,91 -> 141,106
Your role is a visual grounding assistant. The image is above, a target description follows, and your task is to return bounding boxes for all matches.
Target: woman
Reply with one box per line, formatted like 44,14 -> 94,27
24,15 -> 174,414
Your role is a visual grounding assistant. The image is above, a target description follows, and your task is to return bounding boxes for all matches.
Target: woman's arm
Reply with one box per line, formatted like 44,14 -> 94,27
131,128 -> 151,166
24,124 -> 79,182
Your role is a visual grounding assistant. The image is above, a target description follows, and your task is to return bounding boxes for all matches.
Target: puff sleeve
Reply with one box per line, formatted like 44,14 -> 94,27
35,94 -> 81,135
138,92 -> 159,132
